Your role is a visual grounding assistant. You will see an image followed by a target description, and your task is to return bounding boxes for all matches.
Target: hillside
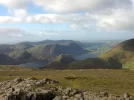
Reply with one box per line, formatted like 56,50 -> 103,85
27,42 -> 84,60
0,40 -> 84,65
42,54 -> 75,69
0,43 -> 33,54
8,51 -> 34,63
0,53 -> 16,65
12,43 -> 34,51
41,54 -> 122,69
100,39 -> 134,69
65,58 -> 122,69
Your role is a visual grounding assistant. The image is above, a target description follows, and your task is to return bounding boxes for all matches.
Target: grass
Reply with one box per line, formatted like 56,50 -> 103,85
99,41 -> 134,69
0,69 -> 134,95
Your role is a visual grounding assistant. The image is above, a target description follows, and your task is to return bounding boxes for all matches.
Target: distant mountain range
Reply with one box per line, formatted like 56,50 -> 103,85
41,39 -> 134,69
0,39 -> 133,69
0,40 -> 84,65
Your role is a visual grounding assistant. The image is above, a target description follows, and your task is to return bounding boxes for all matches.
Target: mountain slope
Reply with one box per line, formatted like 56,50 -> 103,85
66,58 -> 122,69
27,42 -> 84,60
42,54 -> 75,69
42,54 -> 122,69
99,38 -> 134,69
8,51 -> 34,63
0,40 -> 84,65
0,53 -> 16,65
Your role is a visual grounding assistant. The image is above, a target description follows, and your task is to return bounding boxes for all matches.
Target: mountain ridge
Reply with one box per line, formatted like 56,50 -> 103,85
99,38 -> 134,69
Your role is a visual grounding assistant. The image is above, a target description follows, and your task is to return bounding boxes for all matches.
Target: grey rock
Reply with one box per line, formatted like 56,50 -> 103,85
13,78 -> 24,83
53,96 -> 62,100
0,78 -> 133,100
124,93 -> 130,98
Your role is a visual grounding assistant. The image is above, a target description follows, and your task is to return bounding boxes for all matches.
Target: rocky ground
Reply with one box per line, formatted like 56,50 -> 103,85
0,77 -> 133,100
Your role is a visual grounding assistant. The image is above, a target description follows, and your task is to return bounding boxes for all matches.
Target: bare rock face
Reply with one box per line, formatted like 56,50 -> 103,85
0,78 -> 133,100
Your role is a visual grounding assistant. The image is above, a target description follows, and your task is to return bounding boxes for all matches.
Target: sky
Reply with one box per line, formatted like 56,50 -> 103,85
0,0 -> 134,44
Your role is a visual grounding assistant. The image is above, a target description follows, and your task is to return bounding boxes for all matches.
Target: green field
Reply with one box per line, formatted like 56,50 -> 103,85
0,69 -> 134,95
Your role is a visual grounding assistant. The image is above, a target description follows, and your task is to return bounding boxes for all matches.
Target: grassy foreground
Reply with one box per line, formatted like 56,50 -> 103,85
0,69 -> 134,95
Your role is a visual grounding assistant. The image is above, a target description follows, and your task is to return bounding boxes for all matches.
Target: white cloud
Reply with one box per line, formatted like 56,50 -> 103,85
0,28 -> 24,37
0,0 -> 30,9
0,0 -> 132,13
88,9 -> 134,32
33,0 -> 132,13
0,0 -> 134,33
9,9 -> 28,17
0,13 -> 90,24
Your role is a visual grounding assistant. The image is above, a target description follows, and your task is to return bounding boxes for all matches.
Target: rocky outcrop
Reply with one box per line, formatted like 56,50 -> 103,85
0,78 -> 59,100
53,87 -> 134,100
0,78 -> 133,100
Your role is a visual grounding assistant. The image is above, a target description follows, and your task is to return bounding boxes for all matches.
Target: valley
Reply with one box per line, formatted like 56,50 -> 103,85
0,39 -> 122,68
0,39 -> 133,100
0,0 -> 134,99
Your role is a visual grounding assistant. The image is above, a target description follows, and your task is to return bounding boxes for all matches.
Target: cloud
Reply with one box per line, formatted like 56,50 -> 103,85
0,13 -> 90,24
33,0 -> 132,13
0,0 -> 134,33
0,28 -> 24,37
9,9 -> 28,17
0,0 -> 30,9
88,9 -> 134,32
0,0 -> 132,13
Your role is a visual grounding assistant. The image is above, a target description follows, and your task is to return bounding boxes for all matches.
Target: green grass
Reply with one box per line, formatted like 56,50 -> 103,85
0,69 -> 134,95
89,45 -> 111,54
0,65 -> 38,71
100,39 -> 134,69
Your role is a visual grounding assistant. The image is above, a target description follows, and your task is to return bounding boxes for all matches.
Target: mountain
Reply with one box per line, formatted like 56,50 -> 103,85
0,45 -> 13,53
0,40 -> 84,65
27,42 -> 84,60
0,43 -> 33,54
41,56 -> 121,69
8,51 -> 34,63
66,58 -> 121,69
20,40 -> 75,46
41,53 -> 122,69
99,38 -> 134,69
12,43 -> 34,51
42,54 -> 75,69
0,53 -> 16,65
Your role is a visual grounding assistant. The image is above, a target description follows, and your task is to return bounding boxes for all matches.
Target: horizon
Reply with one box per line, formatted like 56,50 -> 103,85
0,38 -> 127,45
0,0 -> 134,43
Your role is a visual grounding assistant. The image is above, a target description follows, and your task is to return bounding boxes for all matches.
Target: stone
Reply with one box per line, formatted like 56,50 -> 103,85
35,81 -> 42,86
13,78 -> 24,83
53,96 -> 62,100
100,91 -> 109,97
124,93 -> 130,98
75,93 -> 83,98
26,84 -> 31,88
0,78 -> 133,100
130,96 -> 134,100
